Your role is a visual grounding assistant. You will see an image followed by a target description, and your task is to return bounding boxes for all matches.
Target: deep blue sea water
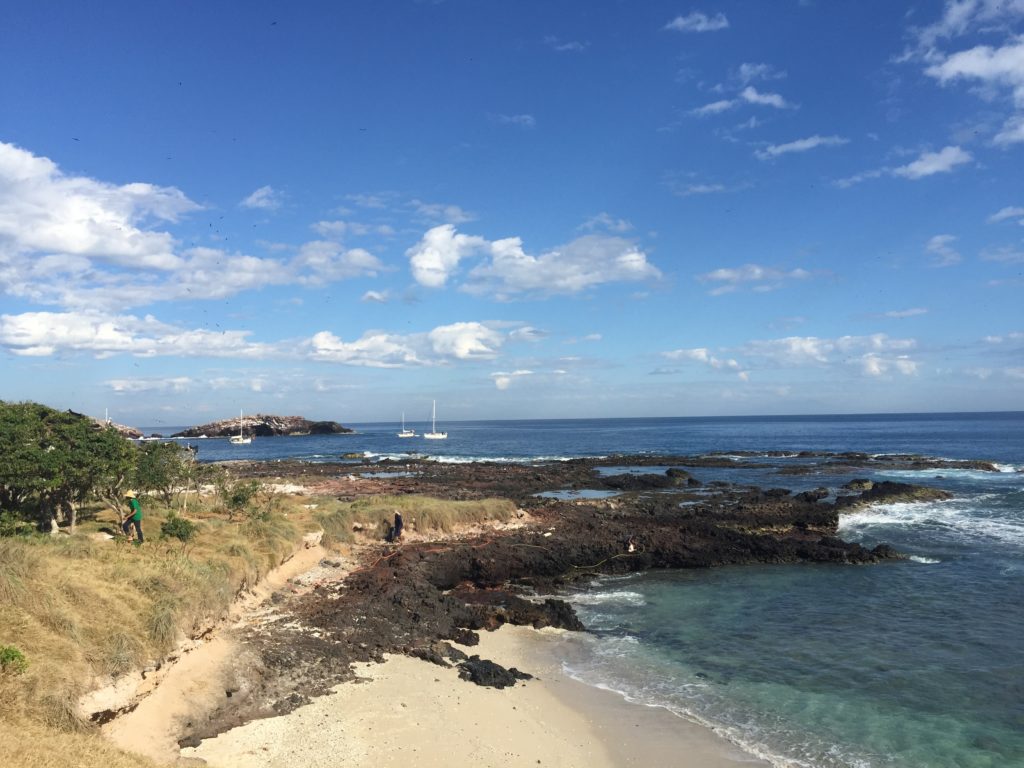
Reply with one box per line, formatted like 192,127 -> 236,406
145,412 -> 1024,767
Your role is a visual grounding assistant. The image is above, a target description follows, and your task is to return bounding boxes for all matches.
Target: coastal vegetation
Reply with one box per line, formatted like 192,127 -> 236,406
0,482 -> 308,765
317,494 -> 518,545
0,401 -> 306,766
0,400 -> 525,766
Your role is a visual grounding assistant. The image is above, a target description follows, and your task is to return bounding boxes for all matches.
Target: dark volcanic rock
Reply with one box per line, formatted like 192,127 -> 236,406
172,414 -> 352,438
457,656 -> 533,688
835,481 -> 952,509
177,454 -> 961,746
795,487 -> 830,503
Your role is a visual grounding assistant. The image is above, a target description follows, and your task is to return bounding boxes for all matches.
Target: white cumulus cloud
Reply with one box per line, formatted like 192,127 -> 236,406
406,224 -> 489,288
739,334 -> 918,376
663,347 -> 746,379
664,12 -> 729,32
240,185 -> 282,210
698,264 -> 811,295
755,135 -> 848,160
428,322 -> 504,360
411,199 -> 476,224
106,377 -> 194,394
691,99 -> 737,116
925,234 -> 962,266
407,226 -> 660,297
491,369 -> 534,390
836,145 -> 972,187
740,86 -> 792,109
0,310 -> 274,358
0,140 -> 198,271
924,37 -> 1024,105
988,205 -> 1024,224
294,241 -> 384,283
893,145 -> 973,179
466,233 -> 660,297
307,320 -> 508,367
309,330 -> 424,368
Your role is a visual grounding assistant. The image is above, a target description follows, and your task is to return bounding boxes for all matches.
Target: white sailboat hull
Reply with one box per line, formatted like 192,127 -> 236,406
423,400 -> 447,440
397,412 -> 416,437
231,409 -> 251,444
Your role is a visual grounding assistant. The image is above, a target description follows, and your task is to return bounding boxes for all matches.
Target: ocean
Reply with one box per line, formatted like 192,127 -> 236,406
147,412 -> 1024,768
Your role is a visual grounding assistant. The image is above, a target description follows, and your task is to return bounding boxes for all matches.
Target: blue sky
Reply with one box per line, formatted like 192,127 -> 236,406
1,0 -> 1022,427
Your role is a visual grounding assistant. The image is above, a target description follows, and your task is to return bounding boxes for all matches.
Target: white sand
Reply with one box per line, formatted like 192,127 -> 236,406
182,625 -> 766,768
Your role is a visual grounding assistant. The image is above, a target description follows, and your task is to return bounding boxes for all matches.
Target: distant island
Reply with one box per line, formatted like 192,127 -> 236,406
171,414 -> 353,438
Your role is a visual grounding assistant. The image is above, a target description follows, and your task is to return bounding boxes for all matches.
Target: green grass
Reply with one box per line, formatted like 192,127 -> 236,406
316,494 -> 518,546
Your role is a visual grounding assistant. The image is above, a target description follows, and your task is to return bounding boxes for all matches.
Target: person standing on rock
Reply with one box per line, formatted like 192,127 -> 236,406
122,491 -> 144,545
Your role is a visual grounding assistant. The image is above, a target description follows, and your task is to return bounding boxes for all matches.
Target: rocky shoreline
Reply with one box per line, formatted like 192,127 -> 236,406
171,414 -> 352,439
173,453 -> 956,749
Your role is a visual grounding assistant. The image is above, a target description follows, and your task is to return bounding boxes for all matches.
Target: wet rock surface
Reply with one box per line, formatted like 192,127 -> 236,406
177,452 -> 967,747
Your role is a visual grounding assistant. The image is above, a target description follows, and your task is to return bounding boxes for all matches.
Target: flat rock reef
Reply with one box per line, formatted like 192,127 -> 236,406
178,452 -> 961,748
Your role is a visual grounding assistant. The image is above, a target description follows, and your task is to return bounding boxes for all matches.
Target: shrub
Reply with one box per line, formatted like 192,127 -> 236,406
217,478 -> 261,520
0,509 -> 34,537
0,645 -> 28,675
160,513 -> 198,543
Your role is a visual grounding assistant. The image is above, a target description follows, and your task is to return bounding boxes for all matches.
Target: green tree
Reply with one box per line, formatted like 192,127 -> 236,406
133,441 -> 190,506
217,477 -> 261,521
0,402 -> 136,533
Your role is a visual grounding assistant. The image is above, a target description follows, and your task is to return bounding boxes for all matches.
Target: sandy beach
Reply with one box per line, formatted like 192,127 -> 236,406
182,624 -> 766,768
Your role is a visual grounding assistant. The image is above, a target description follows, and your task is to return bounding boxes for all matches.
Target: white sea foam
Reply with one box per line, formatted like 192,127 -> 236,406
875,467 -> 1021,483
908,555 -> 941,564
993,463 -> 1022,473
567,590 -> 647,607
360,450 -> 592,464
432,454 -> 589,464
839,498 -> 1024,547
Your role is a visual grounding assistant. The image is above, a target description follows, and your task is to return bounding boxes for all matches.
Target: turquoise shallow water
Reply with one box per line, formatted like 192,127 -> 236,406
147,412 -> 1024,767
557,464 -> 1024,767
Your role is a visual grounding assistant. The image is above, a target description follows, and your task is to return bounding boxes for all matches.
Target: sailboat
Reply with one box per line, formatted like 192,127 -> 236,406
229,409 -> 252,444
397,412 -> 416,438
423,400 -> 447,440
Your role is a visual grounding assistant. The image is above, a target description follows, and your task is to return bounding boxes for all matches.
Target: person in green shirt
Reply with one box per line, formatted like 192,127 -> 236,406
122,491 -> 144,544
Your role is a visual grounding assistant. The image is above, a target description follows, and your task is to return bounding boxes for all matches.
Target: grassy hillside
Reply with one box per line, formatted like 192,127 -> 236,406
0,484 -> 519,767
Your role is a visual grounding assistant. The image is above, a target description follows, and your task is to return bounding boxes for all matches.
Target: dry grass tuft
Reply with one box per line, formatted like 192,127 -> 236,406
0,486 -> 314,767
0,483 -> 508,768
317,494 -> 518,544
0,715 -> 156,768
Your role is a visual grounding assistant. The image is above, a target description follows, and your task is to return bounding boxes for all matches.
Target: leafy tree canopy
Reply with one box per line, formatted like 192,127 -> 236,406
0,401 -> 136,529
